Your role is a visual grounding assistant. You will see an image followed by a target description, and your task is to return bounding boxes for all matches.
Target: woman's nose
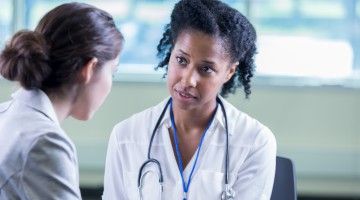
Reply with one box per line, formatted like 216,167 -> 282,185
181,67 -> 197,88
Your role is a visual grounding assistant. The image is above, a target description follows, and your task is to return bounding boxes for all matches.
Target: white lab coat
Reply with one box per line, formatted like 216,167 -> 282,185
0,89 -> 81,199
103,97 -> 276,200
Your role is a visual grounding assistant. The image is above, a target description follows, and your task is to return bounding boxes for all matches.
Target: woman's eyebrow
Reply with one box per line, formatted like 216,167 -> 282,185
178,49 -> 190,56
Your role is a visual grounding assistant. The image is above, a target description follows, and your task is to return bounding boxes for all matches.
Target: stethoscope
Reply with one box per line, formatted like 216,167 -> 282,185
137,97 -> 235,200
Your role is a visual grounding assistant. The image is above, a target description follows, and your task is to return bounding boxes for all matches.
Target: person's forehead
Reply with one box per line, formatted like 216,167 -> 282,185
174,29 -> 230,60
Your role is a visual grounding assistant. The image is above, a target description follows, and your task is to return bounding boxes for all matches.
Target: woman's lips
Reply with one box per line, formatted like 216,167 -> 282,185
175,89 -> 196,99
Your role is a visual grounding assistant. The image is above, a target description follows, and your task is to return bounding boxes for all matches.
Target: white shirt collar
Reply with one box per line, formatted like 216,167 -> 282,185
214,95 -> 235,135
155,96 -> 234,135
11,88 -> 60,125
155,97 -> 171,129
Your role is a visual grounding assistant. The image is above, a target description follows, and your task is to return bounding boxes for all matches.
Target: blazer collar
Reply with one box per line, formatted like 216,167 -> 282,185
11,88 -> 60,125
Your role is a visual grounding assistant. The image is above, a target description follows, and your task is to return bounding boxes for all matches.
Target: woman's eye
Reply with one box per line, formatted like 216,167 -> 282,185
201,66 -> 214,74
176,56 -> 187,65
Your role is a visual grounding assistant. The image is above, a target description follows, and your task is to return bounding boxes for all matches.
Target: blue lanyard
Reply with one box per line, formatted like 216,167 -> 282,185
169,101 -> 218,200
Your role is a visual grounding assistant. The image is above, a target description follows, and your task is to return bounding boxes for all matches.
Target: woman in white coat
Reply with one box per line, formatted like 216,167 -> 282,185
0,3 -> 123,199
103,0 -> 276,199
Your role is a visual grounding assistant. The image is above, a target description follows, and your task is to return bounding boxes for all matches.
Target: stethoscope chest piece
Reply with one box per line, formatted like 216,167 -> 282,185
221,184 -> 235,200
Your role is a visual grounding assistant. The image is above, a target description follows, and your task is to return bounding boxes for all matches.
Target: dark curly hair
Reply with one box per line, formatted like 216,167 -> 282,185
156,0 -> 257,98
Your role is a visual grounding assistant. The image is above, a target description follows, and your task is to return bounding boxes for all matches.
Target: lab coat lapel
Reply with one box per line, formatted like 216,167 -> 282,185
160,120 -> 184,198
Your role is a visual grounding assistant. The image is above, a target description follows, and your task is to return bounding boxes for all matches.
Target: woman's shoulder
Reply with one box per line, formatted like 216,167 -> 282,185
27,132 -> 77,161
113,98 -> 169,129
0,109 -> 75,185
0,100 -> 12,112
1,89 -> 64,135
221,97 -> 276,148
111,98 -> 170,142
0,97 -> 71,152
19,121 -> 75,160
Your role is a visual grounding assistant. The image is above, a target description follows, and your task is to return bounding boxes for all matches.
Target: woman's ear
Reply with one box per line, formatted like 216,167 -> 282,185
225,61 -> 238,82
80,57 -> 98,84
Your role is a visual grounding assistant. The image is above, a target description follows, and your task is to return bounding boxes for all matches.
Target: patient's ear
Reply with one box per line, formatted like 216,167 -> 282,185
79,57 -> 98,84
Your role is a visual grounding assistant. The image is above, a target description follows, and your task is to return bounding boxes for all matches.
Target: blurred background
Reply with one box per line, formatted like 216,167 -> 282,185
0,0 -> 360,199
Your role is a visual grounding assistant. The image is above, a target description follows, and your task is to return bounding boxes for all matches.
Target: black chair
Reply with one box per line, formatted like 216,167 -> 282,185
270,156 -> 297,200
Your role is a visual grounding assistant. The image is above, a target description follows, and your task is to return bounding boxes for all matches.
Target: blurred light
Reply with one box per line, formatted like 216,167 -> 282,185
256,35 -> 353,78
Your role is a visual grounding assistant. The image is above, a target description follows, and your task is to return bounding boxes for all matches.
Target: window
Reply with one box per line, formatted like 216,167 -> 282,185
252,0 -> 360,86
2,0 -> 360,86
0,1 -> 12,48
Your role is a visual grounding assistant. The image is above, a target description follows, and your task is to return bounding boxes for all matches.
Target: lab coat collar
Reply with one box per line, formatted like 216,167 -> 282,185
156,97 -> 172,129
11,88 -> 60,126
156,96 -> 233,135
214,95 -> 234,135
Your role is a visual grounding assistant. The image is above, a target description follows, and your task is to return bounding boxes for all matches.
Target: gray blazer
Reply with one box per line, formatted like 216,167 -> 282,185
0,89 -> 81,200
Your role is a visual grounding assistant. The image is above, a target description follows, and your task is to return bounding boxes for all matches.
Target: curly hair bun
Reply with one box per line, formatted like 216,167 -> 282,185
0,30 -> 51,89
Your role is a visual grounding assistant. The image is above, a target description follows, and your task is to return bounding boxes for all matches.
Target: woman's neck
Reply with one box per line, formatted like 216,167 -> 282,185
172,100 -> 217,135
45,87 -> 77,123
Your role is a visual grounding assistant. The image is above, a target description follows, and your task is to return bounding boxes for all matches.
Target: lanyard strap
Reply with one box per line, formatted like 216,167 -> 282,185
170,101 -> 218,199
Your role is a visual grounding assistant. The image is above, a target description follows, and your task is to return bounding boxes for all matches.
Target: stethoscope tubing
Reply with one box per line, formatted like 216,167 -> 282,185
137,97 -> 230,190
217,98 -> 230,184
147,99 -> 172,159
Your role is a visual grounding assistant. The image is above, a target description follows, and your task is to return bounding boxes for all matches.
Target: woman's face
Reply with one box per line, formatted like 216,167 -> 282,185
167,29 -> 236,111
72,57 -> 119,120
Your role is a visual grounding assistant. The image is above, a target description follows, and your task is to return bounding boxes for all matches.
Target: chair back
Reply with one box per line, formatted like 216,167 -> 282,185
270,156 -> 297,200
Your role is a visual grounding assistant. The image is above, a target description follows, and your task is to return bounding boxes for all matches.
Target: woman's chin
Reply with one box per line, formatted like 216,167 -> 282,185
72,112 -> 93,121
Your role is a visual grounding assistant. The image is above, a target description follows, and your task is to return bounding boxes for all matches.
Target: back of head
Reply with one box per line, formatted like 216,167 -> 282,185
0,2 -> 124,90
157,0 -> 257,98
0,31 -> 50,89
